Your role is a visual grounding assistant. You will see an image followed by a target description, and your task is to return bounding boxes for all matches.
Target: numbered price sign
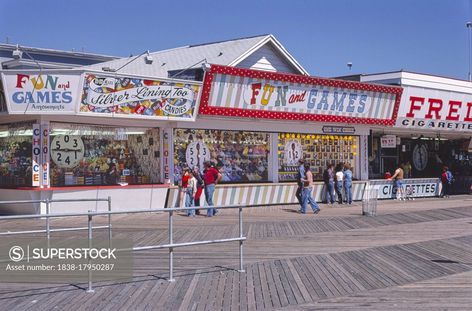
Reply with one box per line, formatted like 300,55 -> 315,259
51,135 -> 85,168
284,139 -> 303,165
185,141 -> 210,169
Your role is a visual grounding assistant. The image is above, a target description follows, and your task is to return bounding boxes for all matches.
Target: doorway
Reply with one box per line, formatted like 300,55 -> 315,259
381,156 -> 398,177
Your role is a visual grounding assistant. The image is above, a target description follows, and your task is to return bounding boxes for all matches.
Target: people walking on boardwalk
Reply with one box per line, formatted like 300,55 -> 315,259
343,163 -> 353,204
203,161 -> 222,217
192,166 -> 204,215
334,163 -> 344,204
185,169 -> 197,216
295,159 -> 305,208
323,163 -> 335,204
300,163 -> 320,214
389,165 -> 405,200
440,166 -> 454,198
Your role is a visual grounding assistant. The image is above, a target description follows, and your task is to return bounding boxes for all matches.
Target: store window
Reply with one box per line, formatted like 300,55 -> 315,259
174,129 -> 270,183
50,123 -> 160,186
0,123 -> 33,187
278,133 -> 358,181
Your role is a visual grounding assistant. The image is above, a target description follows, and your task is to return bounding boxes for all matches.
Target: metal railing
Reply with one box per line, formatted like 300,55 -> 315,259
0,204 -> 247,293
0,198 -> 112,243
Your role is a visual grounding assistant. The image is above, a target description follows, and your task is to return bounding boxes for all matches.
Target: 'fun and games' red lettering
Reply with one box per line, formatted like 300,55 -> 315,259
250,83 -> 261,105
16,74 -> 30,88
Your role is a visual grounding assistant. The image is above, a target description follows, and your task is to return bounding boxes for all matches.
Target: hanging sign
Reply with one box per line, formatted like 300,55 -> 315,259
380,135 -> 397,148
1,71 -> 80,114
199,65 -> 403,125
80,73 -> 201,121
322,126 -> 355,134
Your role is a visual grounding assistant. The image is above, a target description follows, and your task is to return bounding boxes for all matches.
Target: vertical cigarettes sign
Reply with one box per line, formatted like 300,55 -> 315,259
32,124 -> 50,187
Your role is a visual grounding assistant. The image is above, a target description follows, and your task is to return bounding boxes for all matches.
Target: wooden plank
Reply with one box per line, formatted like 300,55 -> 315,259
269,260 -> 289,307
294,257 -> 326,299
179,270 -> 201,311
306,256 -> 341,297
274,260 -> 297,306
245,262 -> 256,311
284,259 -> 312,302
314,255 -> 352,295
251,263 -> 265,311
238,270 -> 248,311
211,270 -> 228,311
221,270 -> 234,311
230,271 -> 240,311
324,254 -> 367,292
329,253 -> 379,290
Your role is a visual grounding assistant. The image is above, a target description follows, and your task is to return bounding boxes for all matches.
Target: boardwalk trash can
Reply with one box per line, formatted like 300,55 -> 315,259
362,186 -> 378,216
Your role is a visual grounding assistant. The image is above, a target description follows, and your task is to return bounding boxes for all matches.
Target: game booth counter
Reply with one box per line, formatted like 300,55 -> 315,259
165,65 -> 405,207
0,69 -> 201,214
0,65 -> 421,215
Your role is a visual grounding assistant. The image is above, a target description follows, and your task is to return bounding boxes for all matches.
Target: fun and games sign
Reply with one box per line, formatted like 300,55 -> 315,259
1,72 -> 80,114
199,65 -> 403,125
80,73 -> 201,120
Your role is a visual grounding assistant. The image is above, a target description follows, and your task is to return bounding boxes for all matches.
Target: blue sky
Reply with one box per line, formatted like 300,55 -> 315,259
1,0 -> 471,80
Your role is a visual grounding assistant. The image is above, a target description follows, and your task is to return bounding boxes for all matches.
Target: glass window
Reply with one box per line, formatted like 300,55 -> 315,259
174,129 -> 270,183
0,123 -> 34,187
278,133 -> 358,181
50,123 -> 160,186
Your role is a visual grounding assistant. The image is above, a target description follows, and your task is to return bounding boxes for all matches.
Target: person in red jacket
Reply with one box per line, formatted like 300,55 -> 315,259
203,161 -> 222,217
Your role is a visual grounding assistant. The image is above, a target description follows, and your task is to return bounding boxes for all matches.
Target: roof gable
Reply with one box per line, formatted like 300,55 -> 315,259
84,34 -> 308,77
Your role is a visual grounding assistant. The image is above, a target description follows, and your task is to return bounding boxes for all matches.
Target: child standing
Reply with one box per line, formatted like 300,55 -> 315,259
184,169 -> 197,216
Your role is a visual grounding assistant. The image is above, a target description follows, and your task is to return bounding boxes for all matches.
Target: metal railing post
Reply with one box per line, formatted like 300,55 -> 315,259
238,206 -> 245,273
86,211 -> 94,293
45,198 -> 51,241
107,196 -> 112,249
168,210 -> 175,282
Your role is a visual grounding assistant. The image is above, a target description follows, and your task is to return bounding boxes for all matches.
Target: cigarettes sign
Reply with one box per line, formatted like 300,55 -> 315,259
396,85 -> 472,132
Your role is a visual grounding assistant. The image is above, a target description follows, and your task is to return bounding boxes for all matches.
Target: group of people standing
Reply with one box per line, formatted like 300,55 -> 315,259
180,161 -> 222,217
322,162 -> 354,205
295,160 -> 354,213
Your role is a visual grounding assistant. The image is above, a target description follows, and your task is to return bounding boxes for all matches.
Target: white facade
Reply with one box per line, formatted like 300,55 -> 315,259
361,71 -> 472,139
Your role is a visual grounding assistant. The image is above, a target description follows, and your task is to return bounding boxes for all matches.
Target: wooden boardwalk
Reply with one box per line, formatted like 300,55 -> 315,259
0,196 -> 471,310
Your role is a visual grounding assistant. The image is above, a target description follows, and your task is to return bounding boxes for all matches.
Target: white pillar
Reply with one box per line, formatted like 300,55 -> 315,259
269,133 -> 279,182
359,134 -> 369,180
